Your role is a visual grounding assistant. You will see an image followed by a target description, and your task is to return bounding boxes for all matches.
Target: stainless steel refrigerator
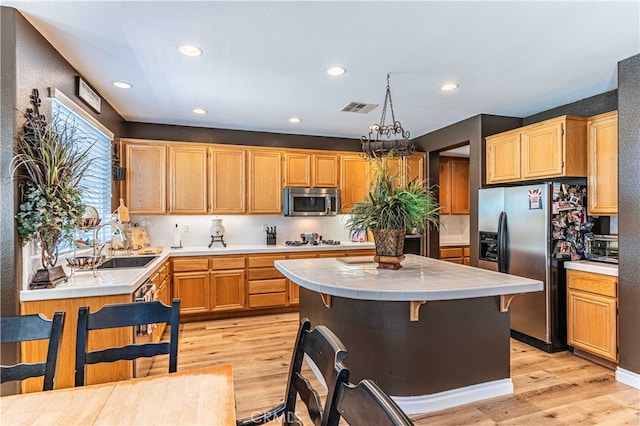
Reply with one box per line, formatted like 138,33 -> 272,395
478,183 -> 568,352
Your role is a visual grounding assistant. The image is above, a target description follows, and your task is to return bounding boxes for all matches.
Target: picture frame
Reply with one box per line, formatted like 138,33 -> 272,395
75,76 -> 101,113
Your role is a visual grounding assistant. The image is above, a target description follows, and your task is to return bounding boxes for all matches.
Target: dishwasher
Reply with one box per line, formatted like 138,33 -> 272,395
133,280 -> 157,377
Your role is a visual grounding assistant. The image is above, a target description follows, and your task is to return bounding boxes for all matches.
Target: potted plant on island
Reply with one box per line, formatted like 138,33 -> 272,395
346,155 -> 440,269
12,89 -> 95,288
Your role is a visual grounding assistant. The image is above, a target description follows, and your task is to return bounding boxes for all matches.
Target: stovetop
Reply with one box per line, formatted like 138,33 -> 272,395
285,239 -> 341,246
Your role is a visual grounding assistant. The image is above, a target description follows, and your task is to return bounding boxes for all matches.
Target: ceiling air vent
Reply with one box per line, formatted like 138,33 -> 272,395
340,101 -> 378,114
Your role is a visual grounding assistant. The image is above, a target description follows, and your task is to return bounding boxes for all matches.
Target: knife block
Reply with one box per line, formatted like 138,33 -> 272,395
266,230 -> 276,245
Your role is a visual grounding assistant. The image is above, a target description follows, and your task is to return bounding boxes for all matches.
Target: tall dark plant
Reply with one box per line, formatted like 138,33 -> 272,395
346,155 -> 441,233
11,89 -> 94,268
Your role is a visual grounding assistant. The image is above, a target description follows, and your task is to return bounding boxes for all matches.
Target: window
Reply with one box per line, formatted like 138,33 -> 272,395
51,94 -> 113,245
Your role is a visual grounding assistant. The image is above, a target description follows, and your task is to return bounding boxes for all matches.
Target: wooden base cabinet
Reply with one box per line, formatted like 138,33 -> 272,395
567,269 -> 618,363
440,246 -> 470,265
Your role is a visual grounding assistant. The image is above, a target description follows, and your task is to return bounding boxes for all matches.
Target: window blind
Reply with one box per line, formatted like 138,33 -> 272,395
52,99 -> 112,244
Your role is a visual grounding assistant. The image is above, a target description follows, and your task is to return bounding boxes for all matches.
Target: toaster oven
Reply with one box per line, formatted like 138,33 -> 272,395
584,234 -> 618,264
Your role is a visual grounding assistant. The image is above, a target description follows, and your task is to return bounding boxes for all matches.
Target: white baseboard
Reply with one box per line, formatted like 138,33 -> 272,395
392,379 -> 514,415
616,367 -> 640,389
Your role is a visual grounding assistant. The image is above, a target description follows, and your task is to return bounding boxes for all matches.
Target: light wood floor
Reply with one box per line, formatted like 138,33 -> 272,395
149,312 -> 639,425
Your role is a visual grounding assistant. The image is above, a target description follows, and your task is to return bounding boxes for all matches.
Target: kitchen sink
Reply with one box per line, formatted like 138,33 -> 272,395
97,256 -> 159,269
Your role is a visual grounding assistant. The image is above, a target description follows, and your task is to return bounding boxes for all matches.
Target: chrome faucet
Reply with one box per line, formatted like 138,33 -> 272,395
95,221 -> 129,256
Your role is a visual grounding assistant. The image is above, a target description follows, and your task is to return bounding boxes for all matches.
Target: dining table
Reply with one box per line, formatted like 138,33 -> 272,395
0,364 -> 236,425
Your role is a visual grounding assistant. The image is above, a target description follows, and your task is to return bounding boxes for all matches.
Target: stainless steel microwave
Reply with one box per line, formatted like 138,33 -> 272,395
283,188 -> 340,216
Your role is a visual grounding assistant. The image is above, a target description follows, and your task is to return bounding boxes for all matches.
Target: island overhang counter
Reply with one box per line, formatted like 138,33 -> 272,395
274,254 -> 543,414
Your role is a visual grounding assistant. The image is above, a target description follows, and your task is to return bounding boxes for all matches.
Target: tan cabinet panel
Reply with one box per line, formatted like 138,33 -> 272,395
568,289 -> 617,362
284,152 -> 311,187
521,121 -> 565,179
210,270 -> 245,312
248,150 -> 282,213
248,293 -> 288,308
588,111 -> 618,215
288,281 -> 300,305
404,154 -> 425,185
210,148 -> 246,214
20,294 -> 132,391
248,278 -> 287,294
567,269 -> 618,363
313,154 -> 339,187
169,145 -> 208,214
172,257 -> 209,272
340,154 -> 370,213
440,157 -> 469,215
210,256 -> 246,270
486,132 -> 521,184
173,271 -> 210,314
248,255 -> 286,268
125,142 -> 167,214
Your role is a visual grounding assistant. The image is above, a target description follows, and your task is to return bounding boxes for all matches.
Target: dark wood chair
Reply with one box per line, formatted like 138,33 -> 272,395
74,299 -> 180,386
1,311 -> 65,391
329,374 -> 414,426
236,318 -> 348,426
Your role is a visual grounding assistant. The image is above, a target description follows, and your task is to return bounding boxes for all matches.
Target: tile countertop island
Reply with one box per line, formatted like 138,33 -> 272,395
20,242 -> 375,302
275,254 -> 542,415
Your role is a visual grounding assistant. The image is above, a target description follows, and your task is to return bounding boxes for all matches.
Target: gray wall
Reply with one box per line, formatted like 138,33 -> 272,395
0,6 -> 19,396
617,53 -> 640,376
0,7 -> 126,395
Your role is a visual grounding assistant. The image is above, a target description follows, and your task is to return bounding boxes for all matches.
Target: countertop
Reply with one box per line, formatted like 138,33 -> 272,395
565,260 -> 618,277
20,242 -> 375,302
275,254 -> 542,302
439,240 -> 470,247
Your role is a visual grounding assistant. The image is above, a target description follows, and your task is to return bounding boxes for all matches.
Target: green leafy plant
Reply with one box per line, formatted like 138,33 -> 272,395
346,156 -> 440,233
12,91 -> 94,268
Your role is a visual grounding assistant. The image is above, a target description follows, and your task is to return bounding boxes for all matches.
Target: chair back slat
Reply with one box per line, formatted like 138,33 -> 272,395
0,311 -> 65,391
333,379 -> 413,426
75,299 -> 180,386
291,372 -> 323,425
85,342 -> 171,365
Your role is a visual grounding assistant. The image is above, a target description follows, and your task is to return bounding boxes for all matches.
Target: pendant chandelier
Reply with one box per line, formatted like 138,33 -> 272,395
361,73 -> 415,159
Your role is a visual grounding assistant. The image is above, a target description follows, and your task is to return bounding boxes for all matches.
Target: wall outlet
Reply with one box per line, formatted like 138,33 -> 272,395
184,225 -> 191,233
261,223 -> 268,232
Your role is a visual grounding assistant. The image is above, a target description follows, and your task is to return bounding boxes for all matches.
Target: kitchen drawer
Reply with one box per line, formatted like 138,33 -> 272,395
440,247 -> 463,258
248,267 -> 284,280
317,251 -> 347,258
463,247 -> 470,257
287,253 -> 318,259
248,255 -> 286,268
347,249 -> 376,257
249,292 -> 287,308
567,270 -> 617,297
445,258 -> 464,265
249,278 -> 287,294
172,257 -> 209,272
210,256 -> 245,270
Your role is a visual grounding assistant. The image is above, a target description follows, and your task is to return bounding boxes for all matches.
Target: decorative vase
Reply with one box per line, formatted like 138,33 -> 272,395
211,218 -> 224,237
31,231 -> 68,288
372,229 -> 406,270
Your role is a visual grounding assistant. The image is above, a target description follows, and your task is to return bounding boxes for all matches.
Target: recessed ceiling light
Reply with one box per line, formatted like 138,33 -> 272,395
112,81 -> 132,89
327,66 -> 347,76
179,44 -> 203,57
289,117 -> 302,123
192,108 -> 207,114
440,82 -> 459,91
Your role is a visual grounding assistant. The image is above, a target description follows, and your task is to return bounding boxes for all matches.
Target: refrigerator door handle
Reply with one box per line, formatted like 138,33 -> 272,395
498,211 -> 508,273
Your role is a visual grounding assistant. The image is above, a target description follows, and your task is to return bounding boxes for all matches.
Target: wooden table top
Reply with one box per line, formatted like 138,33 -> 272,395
0,364 -> 236,425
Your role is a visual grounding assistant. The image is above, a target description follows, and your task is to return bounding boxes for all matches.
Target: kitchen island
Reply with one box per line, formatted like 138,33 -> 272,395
274,254 -> 543,414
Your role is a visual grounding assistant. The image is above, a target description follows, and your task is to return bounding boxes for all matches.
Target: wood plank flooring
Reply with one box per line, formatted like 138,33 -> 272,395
148,312 -> 639,425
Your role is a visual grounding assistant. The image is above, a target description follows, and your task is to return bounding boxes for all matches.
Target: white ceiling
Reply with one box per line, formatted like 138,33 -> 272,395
5,1 -> 639,140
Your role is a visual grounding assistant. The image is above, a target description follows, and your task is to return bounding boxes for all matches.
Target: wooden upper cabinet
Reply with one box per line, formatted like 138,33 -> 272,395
340,154 -> 370,213
486,132 -> 521,184
587,111 -> 618,215
169,145 -> 208,214
313,154 -> 339,187
210,148 -> 246,214
439,157 -> 469,215
404,154 -> 424,185
284,152 -> 311,187
125,142 -> 167,214
283,151 -> 339,188
486,116 -> 587,184
248,150 -> 282,213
